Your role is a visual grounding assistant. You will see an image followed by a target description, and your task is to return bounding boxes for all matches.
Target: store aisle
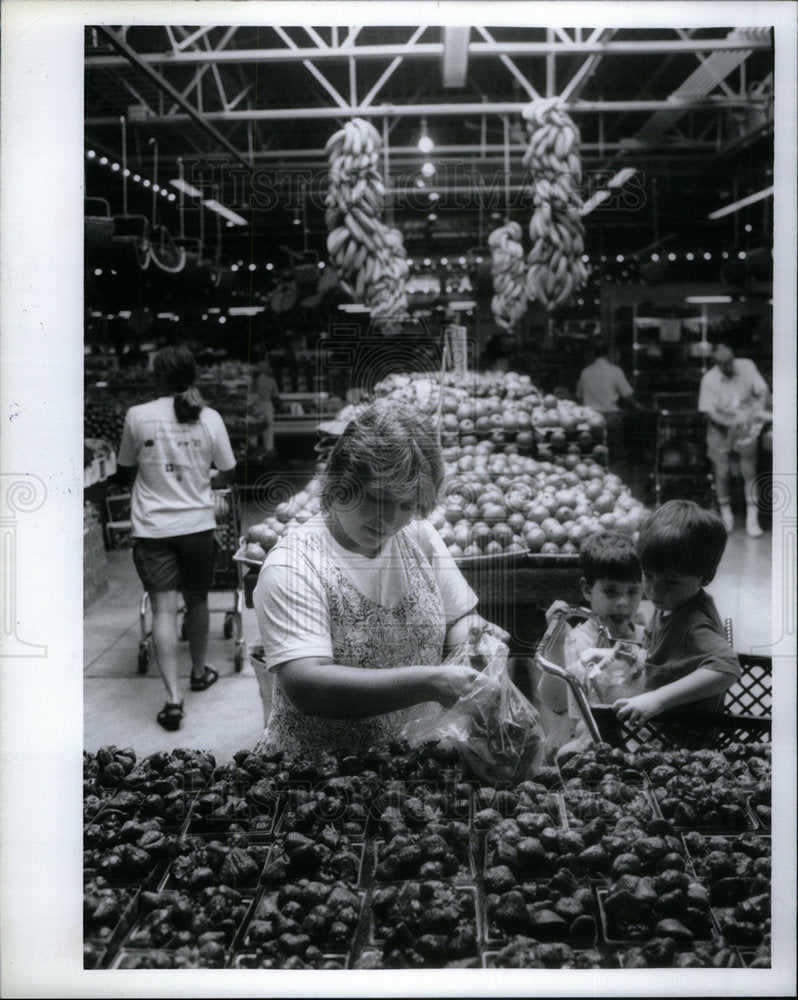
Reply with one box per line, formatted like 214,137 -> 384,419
83,549 -> 266,762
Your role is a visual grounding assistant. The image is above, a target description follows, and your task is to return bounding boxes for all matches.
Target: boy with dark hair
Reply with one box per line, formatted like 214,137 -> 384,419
546,529 -> 646,651
614,499 -> 740,725
539,530 -> 646,728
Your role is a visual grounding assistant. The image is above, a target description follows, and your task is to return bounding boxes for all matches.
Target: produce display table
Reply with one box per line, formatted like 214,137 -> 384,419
83,739 -> 771,970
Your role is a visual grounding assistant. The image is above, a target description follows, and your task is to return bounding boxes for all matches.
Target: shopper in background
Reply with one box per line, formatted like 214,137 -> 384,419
698,342 -> 771,537
249,353 -> 281,459
117,346 -> 237,731
252,398 -> 508,756
479,330 -> 516,372
575,341 -> 635,466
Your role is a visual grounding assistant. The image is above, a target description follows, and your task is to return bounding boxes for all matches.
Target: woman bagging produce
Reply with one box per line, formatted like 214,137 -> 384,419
253,399 -> 508,755
117,346 -> 236,731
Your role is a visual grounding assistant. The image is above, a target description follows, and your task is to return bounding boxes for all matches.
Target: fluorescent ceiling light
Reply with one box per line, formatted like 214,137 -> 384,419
580,190 -> 611,216
448,301 -> 477,311
607,168 -> 638,189
169,178 -> 203,198
708,186 -> 774,219
337,303 -> 370,313
228,306 -> 266,316
685,296 -> 732,304
580,168 -> 638,217
203,199 -> 248,226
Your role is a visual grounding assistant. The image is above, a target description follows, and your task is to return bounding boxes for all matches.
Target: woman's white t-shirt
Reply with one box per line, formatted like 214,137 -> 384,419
117,396 -> 236,538
254,515 -> 478,671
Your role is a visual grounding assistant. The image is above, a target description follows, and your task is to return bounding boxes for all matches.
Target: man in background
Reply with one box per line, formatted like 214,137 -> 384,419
576,340 -> 635,467
698,342 -> 771,537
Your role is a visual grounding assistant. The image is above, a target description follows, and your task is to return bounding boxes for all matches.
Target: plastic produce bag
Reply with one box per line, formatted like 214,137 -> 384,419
580,641 -> 648,704
401,633 -> 545,785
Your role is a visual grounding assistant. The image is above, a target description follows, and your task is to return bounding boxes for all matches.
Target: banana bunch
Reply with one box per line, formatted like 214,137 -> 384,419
488,221 -> 527,330
324,117 -> 408,318
522,97 -> 589,311
370,227 -> 409,318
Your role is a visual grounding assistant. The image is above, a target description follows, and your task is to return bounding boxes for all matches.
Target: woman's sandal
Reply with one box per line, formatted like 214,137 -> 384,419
190,665 -> 219,692
157,701 -> 184,731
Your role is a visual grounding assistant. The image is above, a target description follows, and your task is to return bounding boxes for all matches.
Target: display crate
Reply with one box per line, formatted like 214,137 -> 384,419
596,886 -> 715,945
241,886 -> 365,956
231,950 -> 349,969
590,708 -> 771,756
119,888 -> 254,954
367,881 -> 480,963
482,877 -> 599,948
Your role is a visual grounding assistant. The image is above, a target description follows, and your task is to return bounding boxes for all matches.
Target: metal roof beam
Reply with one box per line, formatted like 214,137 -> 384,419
175,26 -> 216,52
95,25 -> 251,171
85,142 -> 719,165
84,36 -> 772,67
559,28 -> 616,102
272,25 -> 349,109
473,26 -> 539,100
361,25 -> 429,107
85,96 -> 761,128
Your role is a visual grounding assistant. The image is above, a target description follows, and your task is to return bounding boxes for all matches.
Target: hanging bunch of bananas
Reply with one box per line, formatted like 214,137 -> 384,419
522,97 -> 589,311
324,117 -> 408,318
488,221 -> 527,330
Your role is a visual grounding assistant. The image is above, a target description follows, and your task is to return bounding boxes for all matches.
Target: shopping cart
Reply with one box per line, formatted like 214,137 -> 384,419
535,607 -> 772,753
137,486 -> 246,674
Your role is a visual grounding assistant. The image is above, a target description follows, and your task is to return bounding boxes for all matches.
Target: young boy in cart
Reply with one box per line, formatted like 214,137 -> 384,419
538,530 -> 647,751
540,503 -> 741,755
615,499 -> 741,726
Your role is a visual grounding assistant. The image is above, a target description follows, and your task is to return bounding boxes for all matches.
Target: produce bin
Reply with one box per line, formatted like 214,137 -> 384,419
84,736 -> 772,969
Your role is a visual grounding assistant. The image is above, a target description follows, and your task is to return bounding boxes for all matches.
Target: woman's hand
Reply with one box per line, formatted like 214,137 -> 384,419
432,663 -> 483,708
613,691 -> 664,725
467,622 -> 510,668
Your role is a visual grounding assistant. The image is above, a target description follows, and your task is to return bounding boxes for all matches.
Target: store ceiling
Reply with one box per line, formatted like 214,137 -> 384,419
84,24 -> 774,269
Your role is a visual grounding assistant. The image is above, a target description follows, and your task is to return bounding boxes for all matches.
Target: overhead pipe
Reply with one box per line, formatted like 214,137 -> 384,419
85,36 -> 772,67
86,96 -> 760,127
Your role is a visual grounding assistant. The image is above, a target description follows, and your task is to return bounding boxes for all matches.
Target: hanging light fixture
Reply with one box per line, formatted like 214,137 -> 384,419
417,117 -> 434,154
421,161 -> 436,178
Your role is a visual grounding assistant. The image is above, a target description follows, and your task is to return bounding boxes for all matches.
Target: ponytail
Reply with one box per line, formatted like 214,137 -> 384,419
173,386 -> 204,423
152,346 -> 204,423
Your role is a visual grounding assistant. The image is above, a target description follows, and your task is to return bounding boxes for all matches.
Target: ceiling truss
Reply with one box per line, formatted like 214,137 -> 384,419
87,24 -> 772,170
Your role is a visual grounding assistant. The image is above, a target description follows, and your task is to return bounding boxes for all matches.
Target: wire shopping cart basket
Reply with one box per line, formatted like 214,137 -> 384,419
137,486 -> 246,674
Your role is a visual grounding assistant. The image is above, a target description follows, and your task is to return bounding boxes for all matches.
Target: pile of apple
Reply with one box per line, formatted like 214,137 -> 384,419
373,370 -> 607,462
238,437 -> 647,564
238,482 -> 323,564
432,439 -> 647,559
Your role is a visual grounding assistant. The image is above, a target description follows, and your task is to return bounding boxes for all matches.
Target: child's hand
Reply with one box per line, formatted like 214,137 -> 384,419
578,647 -> 615,672
613,691 -> 664,725
545,600 -> 570,625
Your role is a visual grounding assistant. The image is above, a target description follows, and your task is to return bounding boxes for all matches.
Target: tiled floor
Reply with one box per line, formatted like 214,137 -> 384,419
84,470 -> 775,763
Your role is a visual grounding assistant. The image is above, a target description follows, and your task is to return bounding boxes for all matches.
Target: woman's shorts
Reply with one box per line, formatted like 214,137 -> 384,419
133,529 -> 216,593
